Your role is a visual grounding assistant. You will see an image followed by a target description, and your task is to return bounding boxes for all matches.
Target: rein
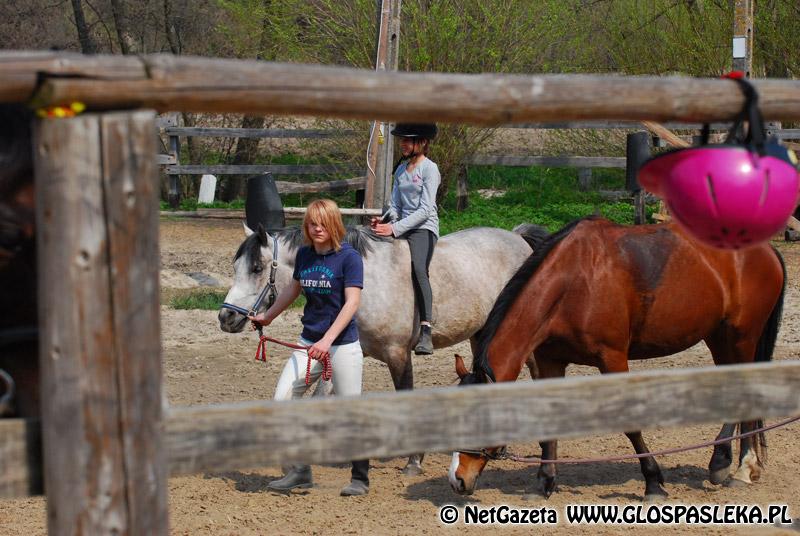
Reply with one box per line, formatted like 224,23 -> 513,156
459,414 -> 800,465
251,335 -> 331,385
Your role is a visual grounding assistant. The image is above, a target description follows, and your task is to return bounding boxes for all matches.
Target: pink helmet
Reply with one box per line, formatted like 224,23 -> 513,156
638,77 -> 800,249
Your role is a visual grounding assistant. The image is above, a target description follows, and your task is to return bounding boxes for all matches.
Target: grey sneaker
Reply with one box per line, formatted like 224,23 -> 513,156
267,465 -> 313,492
340,479 -> 369,496
414,325 -> 433,355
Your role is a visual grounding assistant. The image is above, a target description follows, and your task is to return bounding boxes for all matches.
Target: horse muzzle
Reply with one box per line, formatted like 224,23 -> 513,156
450,476 -> 475,496
449,452 -> 479,495
218,307 -> 248,333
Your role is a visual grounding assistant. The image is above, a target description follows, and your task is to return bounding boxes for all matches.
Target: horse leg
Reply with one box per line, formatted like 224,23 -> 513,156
537,440 -> 558,498
705,334 -> 766,486
730,420 -> 764,486
534,358 -> 565,497
386,347 -> 425,475
624,431 -> 668,501
708,422 -> 736,484
600,352 -> 667,501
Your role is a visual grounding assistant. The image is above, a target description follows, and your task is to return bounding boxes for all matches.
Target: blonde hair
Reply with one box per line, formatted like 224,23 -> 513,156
302,198 -> 346,251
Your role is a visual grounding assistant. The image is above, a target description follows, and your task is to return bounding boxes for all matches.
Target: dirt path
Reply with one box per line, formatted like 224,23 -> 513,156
2,218 -> 799,535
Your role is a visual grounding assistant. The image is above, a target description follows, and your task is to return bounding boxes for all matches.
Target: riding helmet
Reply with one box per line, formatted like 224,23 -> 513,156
638,76 -> 800,250
390,123 -> 438,140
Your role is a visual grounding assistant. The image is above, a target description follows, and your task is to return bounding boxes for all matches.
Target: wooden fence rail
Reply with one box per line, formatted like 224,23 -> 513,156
6,52 -> 800,123
164,127 -> 356,138
164,164 -> 360,176
469,155 -> 626,168
3,360 -> 800,497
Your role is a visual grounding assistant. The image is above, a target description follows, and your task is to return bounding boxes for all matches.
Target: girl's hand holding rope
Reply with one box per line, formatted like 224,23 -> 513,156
308,337 -> 332,360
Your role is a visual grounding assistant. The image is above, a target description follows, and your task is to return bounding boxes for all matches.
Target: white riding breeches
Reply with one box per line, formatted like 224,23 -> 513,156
273,338 -> 364,401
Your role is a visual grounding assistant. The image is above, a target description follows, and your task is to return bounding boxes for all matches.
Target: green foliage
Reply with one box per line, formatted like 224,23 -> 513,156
169,288 -> 306,310
439,166 -> 653,234
170,289 -> 228,310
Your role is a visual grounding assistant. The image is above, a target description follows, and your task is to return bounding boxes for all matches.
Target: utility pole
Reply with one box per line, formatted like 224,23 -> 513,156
732,0 -> 753,77
364,0 -> 401,209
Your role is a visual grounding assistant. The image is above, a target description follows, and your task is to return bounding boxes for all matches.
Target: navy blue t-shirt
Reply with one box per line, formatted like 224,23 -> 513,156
292,242 -> 364,345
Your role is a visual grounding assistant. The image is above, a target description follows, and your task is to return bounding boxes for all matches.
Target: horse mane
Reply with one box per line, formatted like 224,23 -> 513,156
234,225 -> 391,265
470,216 -> 600,383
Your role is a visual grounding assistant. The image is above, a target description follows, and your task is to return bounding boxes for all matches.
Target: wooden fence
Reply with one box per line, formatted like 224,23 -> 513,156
2,51 -> 800,534
158,117 -> 794,213
158,115 -> 367,210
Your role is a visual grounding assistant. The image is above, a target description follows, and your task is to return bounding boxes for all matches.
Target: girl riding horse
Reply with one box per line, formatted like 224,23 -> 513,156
371,123 -> 440,355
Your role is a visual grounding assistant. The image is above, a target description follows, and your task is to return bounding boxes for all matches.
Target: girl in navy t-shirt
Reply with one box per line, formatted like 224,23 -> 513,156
249,199 -> 369,496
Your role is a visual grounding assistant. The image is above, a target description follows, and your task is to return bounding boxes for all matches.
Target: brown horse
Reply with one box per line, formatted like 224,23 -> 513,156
448,216 -> 785,501
0,104 -> 39,418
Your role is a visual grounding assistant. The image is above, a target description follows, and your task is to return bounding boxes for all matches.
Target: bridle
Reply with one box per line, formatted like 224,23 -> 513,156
457,446 -> 509,461
221,232 -> 280,333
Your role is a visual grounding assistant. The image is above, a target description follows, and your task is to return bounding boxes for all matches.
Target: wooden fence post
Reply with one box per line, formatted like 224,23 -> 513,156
168,132 -> 181,209
365,0 -> 401,209
456,164 -> 469,211
577,168 -> 592,191
626,131 -> 650,225
733,0 -> 754,78
34,111 -> 168,535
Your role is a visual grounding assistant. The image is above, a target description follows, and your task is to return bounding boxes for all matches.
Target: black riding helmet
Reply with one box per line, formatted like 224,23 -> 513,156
390,123 -> 437,140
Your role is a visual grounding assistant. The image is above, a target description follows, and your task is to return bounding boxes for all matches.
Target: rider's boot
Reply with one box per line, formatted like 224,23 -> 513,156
267,465 -> 313,492
414,325 -> 433,355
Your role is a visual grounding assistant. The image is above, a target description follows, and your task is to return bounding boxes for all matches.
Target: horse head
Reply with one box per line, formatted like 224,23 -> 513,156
217,223 -> 296,333
448,354 -> 505,495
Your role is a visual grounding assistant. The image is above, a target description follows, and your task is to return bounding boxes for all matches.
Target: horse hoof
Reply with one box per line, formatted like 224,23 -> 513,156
644,484 -> 668,503
538,477 -> 556,499
709,468 -> 731,485
402,464 -> 424,477
644,491 -> 668,504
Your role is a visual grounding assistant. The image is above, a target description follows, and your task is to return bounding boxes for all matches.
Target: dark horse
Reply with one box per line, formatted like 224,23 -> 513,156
448,216 -> 785,501
0,104 -> 39,418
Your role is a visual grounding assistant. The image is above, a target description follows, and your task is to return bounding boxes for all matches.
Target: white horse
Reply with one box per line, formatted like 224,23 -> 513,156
218,222 -> 545,474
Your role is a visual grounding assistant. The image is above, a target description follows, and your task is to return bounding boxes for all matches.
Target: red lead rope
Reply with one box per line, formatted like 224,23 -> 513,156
253,334 -> 331,385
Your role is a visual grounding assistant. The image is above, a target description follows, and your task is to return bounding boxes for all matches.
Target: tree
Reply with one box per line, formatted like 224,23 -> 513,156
70,0 -> 98,54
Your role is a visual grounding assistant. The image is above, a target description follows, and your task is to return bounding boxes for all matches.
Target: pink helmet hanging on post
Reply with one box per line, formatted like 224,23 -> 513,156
638,75 -> 800,249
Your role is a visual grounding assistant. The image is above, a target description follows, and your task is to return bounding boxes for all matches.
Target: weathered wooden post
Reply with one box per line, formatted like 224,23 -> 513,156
364,0 -> 401,209
34,111 -> 168,535
577,168 -> 592,191
732,0 -> 754,78
168,132 -> 181,209
455,164 -> 469,211
626,131 -> 650,225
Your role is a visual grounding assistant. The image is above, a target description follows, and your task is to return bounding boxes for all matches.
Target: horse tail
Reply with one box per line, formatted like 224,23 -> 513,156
512,223 -> 550,250
750,247 -> 786,466
754,248 -> 785,364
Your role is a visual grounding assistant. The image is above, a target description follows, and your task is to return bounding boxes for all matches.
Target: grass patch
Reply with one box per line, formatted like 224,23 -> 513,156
165,288 -> 307,310
439,166 -> 654,234
169,289 -> 228,310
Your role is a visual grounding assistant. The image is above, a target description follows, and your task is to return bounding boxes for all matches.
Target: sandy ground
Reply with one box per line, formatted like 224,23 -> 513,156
2,218 -> 800,535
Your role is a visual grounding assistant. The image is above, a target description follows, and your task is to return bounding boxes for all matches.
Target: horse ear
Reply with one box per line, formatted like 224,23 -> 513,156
455,354 -> 469,379
256,223 -> 269,245
243,221 -> 254,237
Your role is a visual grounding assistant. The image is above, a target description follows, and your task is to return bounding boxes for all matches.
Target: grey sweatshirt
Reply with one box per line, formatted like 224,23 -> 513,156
388,157 -> 441,237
